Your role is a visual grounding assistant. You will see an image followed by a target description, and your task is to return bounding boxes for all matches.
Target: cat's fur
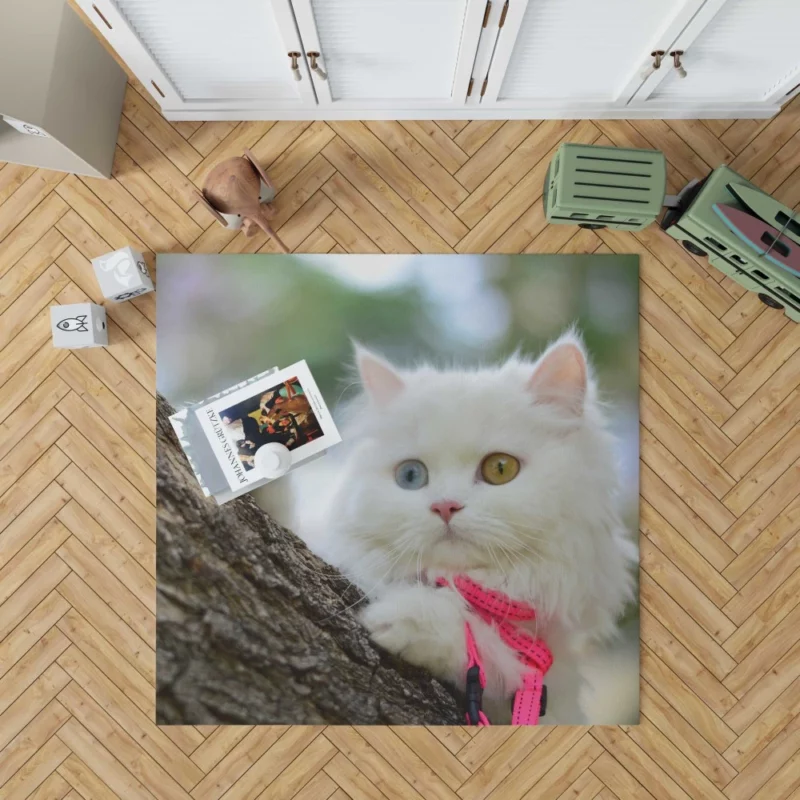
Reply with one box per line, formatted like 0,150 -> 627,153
261,331 -> 637,724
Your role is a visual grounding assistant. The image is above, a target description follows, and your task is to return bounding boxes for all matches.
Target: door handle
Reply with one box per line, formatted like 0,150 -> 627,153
640,50 -> 665,81
307,52 -> 328,81
288,52 -> 302,81
670,50 -> 687,79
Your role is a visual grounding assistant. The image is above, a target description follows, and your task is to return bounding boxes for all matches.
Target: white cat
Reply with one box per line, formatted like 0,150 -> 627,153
258,331 -> 637,724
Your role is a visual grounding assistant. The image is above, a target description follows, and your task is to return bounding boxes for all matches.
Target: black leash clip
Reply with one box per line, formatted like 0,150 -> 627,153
540,684 -> 547,717
465,665 -> 484,725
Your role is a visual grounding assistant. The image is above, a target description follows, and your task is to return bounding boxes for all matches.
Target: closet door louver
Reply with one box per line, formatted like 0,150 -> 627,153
495,0 -> 689,102
294,0 -> 473,103
106,0 -> 310,106
647,0 -> 800,103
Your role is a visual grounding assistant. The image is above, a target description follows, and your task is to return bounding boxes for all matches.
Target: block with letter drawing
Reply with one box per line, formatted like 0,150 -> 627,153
92,246 -> 154,302
50,302 -> 107,348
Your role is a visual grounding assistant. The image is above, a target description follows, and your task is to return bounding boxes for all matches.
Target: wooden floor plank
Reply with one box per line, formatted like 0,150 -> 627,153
110,148 -> 202,249
453,121 -> 536,193
57,501 -> 155,611
329,122 -> 467,247
56,646 -> 203,789
641,537 -> 735,644
0,446 -> 70,538
0,593 -> 70,682
323,137 -> 449,252
321,174 -> 412,253
263,121 -> 336,190
454,121 -> 506,156
364,121 -> 469,210
56,681 -> 193,800
122,85 -> 202,176
0,164 -> 37,207
0,171 -> 65,244
56,391 -> 154,502
455,120 -> 574,229
400,121 -> 469,175
0,482 -> 70,570
187,122 -> 237,157
0,517 -> 72,608
639,646 -> 736,751
639,683 -> 737,790
0,556 -> 71,644
0,194 -> 69,279
640,500 -> 736,609
56,719 -> 158,800
116,115 -> 201,212
56,571 -> 155,684
189,726 -> 286,800
458,121 -> 600,252
0,733 -> 70,800
56,463 -> 154,570
55,427 -> 155,537
0,229 -> 68,317
56,536 -> 154,644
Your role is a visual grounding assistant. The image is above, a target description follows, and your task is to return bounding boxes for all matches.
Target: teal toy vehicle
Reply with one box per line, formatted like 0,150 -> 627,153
544,145 -> 800,322
544,143 -> 667,232
660,165 -> 800,322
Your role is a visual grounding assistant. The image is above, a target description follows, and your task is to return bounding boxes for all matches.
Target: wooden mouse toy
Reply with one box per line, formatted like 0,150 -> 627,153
195,149 -> 289,253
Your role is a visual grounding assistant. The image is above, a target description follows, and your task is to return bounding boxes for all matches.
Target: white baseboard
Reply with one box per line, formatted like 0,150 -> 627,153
163,104 -> 779,122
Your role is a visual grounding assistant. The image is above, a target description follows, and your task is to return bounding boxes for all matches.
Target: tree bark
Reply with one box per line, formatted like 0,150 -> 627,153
156,393 -> 462,725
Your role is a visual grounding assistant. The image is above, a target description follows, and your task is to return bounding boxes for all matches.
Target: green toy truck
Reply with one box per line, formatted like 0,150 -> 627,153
543,143 -> 799,322
660,165 -> 800,322
544,143 -> 667,232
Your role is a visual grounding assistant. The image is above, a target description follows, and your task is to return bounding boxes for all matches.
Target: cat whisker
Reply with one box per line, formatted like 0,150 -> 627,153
486,542 -> 507,580
469,512 -> 551,543
335,378 -> 363,408
334,541 -> 418,598
320,545 -> 416,623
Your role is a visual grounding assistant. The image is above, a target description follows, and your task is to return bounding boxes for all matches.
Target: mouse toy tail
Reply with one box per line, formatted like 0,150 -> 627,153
253,212 -> 290,253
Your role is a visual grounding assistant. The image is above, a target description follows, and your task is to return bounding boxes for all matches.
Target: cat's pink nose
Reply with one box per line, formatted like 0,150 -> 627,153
430,500 -> 464,523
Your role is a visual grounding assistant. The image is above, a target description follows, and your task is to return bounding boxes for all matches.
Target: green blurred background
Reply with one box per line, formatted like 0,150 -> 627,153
157,253 -> 640,626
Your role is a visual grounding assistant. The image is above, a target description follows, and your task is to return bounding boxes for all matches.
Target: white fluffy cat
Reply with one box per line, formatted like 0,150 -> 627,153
258,331 -> 637,724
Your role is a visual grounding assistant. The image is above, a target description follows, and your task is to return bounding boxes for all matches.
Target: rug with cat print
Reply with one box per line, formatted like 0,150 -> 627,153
155,253 -> 640,726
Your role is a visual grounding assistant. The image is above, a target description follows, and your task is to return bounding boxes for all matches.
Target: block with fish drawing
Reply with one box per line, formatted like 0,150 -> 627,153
91,246 -> 154,302
50,303 -> 108,349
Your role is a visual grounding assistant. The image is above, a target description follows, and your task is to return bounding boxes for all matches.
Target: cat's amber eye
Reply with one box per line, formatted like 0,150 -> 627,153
480,453 -> 520,485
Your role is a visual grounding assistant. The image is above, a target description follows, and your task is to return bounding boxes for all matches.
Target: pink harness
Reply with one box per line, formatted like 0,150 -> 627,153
436,575 -> 553,726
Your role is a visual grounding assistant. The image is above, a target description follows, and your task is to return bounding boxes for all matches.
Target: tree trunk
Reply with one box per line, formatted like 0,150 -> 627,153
156,393 -> 462,725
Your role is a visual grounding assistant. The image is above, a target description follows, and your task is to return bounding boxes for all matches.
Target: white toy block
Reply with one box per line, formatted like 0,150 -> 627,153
91,246 -> 154,302
51,303 -> 107,349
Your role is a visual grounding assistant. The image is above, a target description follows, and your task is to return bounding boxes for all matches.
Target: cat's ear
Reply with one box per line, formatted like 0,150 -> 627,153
356,346 -> 405,406
527,335 -> 588,415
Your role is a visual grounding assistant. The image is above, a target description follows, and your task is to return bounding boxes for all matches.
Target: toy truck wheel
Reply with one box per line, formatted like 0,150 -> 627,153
578,223 -> 606,230
758,293 -> 784,310
682,240 -> 707,257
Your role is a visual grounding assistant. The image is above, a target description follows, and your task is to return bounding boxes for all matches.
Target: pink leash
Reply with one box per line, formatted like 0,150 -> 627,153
437,575 -> 553,726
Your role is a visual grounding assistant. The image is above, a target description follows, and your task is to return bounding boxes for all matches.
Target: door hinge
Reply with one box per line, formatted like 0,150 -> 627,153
467,77 -> 474,97
482,0 -> 492,27
499,0 -> 509,27
481,77 -> 488,97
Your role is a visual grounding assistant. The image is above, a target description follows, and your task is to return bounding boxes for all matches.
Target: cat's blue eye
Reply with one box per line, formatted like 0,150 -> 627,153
394,459 -> 428,490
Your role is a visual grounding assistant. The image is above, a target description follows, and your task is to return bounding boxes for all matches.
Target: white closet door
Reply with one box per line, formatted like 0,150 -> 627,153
76,0 -> 315,110
482,0 -> 705,106
290,0 -> 486,107
642,0 -> 800,104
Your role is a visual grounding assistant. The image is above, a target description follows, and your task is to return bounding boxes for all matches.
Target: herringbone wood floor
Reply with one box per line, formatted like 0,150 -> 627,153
2,69 -> 800,799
